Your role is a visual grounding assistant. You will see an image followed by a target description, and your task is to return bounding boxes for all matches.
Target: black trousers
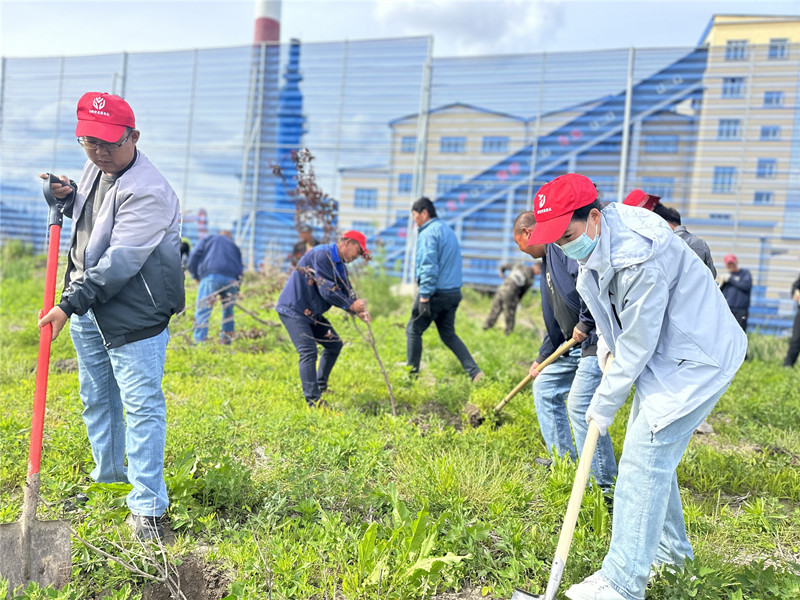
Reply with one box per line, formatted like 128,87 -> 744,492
784,308 -> 800,367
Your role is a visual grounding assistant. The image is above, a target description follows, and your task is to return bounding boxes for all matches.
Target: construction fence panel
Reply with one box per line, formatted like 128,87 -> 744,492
1,39 -> 798,332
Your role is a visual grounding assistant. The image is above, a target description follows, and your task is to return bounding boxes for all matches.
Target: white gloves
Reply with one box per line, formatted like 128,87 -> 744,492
793,290 -> 800,306
716,272 -> 731,286
596,335 -> 612,372
586,405 -> 614,436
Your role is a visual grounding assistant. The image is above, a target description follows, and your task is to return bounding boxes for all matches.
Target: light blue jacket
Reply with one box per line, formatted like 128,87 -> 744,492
415,217 -> 463,298
577,203 -> 747,434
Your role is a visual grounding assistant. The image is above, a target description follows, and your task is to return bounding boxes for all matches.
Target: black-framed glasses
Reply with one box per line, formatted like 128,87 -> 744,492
77,131 -> 131,152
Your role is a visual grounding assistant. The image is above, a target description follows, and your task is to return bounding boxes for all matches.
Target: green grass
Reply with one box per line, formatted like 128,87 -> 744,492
1,255 -> 798,599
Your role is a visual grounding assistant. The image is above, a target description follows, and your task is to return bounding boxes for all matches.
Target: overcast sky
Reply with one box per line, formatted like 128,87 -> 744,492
1,0 -> 799,60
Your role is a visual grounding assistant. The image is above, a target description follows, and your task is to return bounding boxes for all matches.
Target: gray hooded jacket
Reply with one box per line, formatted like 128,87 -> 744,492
58,151 -> 185,348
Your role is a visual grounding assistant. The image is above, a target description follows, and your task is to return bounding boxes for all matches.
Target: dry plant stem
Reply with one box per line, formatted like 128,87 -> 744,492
31,489 -> 187,599
233,302 -> 280,327
351,316 -> 397,417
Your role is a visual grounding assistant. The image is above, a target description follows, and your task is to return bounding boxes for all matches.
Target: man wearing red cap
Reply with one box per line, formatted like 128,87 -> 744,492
38,92 -> 184,540
623,190 -> 716,277
716,254 -> 752,332
276,231 -> 371,408
528,173 -> 747,600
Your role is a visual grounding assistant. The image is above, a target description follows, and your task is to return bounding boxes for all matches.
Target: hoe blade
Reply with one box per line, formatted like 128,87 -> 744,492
0,519 -> 71,594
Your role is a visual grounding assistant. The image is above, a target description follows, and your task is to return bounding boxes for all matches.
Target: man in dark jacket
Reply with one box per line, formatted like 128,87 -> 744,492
513,211 -> 617,491
718,253 -> 752,331
38,92 -> 184,540
783,272 -> 800,367
624,189 -> 716,277
276,231 -> 370,408
290,224 -> 319,267
188,230 -> 244,344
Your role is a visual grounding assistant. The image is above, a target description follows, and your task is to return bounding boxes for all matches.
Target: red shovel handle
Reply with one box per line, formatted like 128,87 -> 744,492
28,175 -> 64,477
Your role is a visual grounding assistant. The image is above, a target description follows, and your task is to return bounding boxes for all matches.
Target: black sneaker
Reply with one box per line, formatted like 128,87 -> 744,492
127,513 -> 165,541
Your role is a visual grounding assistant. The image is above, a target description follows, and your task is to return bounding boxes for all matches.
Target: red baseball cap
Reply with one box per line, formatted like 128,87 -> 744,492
343,230 -> 370,257
75,92 -> 135,142
724,253 -> 737,264
624,189 -> 661,211
527,174 -> 598,245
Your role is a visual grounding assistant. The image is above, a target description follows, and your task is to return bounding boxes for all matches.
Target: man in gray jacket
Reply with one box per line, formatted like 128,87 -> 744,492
39,92 -> 184,541
624,189 -> 716,277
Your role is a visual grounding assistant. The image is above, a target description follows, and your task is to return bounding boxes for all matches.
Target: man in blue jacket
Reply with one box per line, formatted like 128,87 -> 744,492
188,230 -> 244,344
513,211 -> 617,491
405,197 -> 483,382
276,231 -> 370,408
717,253 -> 752,332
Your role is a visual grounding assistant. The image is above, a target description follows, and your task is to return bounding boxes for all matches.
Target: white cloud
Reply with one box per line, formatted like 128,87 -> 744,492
373,0 -> 565,56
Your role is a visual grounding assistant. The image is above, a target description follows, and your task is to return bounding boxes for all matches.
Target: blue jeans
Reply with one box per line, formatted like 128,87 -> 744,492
278,311 -> 343,406
405,291 -> 481,378
194,273 -> 238,343
533,348 -> 617,488
70,312 -> 170,517
599,383 -> 730,600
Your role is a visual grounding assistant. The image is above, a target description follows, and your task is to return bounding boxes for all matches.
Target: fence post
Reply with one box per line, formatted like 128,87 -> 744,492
236,50 -> 260,259
733,46 -> 757,254
525,52 -> 547,211
402,36 -> 433,287
51,57 -> 65,170
181,49 -> 199,220
616,47 -> 635,203
248,43 -> 268,270
332,40 -> 349,201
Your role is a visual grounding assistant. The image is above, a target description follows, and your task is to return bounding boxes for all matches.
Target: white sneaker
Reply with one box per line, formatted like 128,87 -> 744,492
565,573 -> 626,600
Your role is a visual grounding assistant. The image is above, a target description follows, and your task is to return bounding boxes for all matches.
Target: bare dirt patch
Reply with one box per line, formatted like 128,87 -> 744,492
141,553 -> 230,600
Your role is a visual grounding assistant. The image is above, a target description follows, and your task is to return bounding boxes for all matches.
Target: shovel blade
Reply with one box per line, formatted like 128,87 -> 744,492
0,519 -> 71,594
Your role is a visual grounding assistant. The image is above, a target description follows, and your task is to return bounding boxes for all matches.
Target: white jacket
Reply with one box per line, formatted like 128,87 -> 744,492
577,203 -> 747,434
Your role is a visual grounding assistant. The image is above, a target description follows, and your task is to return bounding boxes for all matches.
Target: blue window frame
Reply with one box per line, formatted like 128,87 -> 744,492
645,135 -> 679,153
764,91 -> 784,106
400,136 -> 416,153
725,40 -> 748,61
436,174 -> 462,195
397,173 -> 413,194
717,119 -> 740,139
482,136 -> 509,154
754,191 -> 774,204
641,177 -> 674,202
440,136 -> 467,154
354,188 -> 377,209
722,77 -> 745,98
351,220 -> 376,238
756,159 -> 777,179
768,38 -> 788,60
760,126 -> 780,140
712,167 -> 736,193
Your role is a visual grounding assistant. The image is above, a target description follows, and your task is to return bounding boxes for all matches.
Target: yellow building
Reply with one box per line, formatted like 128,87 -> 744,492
690,15 -> 800,318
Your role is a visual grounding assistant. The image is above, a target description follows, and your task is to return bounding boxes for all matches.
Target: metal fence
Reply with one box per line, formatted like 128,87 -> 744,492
1,38 -> 798,332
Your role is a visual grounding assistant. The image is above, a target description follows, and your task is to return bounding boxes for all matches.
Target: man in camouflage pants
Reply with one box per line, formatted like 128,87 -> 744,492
483,262 -> 539,335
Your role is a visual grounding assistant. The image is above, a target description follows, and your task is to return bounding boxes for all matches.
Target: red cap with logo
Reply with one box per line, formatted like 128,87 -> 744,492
527,174 -> 598,245
76,92 -> 135,142
343,230 -> 370,257
724,253 -> 737,264
623,189 -> 661,212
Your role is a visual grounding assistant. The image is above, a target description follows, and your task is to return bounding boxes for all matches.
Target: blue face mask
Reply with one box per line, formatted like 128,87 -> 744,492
559,220 -> 599,260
